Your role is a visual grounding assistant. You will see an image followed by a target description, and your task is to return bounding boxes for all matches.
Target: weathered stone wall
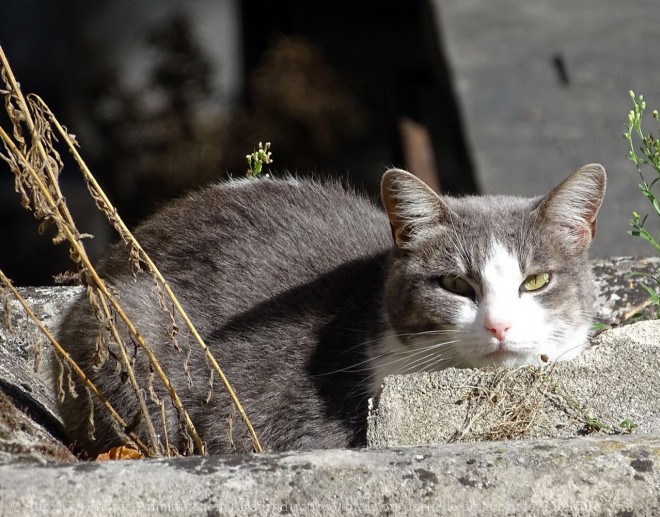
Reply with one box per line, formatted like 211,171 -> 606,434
368,320 -> 660,447
1,435 -> 659,516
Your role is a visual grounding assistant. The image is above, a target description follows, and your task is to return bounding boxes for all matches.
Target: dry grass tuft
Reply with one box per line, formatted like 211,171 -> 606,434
450,366 -> 549,442
0,44 -> 262,456
449,362 -> 634,442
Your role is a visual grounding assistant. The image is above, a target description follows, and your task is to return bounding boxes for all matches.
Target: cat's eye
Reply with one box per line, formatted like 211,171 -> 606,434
438,275 -> 475,299
521,272 -> 551,292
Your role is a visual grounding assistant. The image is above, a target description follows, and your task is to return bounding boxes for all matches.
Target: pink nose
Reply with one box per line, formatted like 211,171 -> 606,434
484,321 -> 511,342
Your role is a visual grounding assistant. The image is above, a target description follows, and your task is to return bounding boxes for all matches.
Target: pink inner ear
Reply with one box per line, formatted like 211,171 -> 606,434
576,222 -> 594,249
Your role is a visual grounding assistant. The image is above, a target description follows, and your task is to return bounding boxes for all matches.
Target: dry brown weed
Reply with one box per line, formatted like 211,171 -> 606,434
0,44 -> 262,456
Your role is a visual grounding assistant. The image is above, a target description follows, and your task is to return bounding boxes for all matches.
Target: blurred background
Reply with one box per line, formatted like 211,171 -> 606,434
1,0 -> 659,285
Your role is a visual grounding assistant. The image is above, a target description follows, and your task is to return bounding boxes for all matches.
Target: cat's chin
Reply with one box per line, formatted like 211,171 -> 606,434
464,340 -> 585,369
461,351 -> 541,369
457,341 -> 550,368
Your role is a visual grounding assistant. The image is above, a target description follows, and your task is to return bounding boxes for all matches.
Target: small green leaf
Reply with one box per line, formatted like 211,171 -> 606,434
652,198 -> 660,216
619,419 -> 637,432
585,418 -> 604,430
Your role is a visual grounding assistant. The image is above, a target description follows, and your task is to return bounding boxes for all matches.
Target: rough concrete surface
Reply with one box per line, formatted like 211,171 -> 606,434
592,256 -> 660,324
0,286 -> 81,464
0,285 -> 81,427
0,391 -> 75,465
368,320 -> 660,448
431,0 -> 660,257
0,434 -> 659,516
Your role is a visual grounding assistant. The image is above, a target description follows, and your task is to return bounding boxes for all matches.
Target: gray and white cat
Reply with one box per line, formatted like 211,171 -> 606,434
57,163 -> 606,455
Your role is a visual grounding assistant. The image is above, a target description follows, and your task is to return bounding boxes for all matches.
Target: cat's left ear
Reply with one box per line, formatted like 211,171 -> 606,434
535,163 -> 607,251
381,168 -> 453,248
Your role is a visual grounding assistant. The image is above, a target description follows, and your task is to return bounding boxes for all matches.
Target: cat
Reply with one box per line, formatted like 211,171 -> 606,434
56,163 -> 606,456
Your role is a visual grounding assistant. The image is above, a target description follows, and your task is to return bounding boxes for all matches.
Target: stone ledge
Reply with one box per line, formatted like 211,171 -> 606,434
592,256 -> 660,324
367,320 -> 660,447
0,434 -> 658,516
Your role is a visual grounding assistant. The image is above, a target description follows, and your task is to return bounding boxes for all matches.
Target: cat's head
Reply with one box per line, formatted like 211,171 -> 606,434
378,164 -> 606,372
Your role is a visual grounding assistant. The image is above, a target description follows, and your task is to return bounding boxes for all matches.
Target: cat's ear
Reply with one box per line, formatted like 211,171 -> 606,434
535,163 -> 607,251
381,168 -> 452,248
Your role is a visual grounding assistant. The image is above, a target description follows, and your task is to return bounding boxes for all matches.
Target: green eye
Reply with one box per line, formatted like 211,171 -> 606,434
521,272 -> 551,292
439,275 -> 475,298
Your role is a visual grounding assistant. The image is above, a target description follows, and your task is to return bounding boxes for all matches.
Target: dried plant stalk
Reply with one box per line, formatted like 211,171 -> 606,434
0,270 -> 149,455
96,293 -> 162,454
33,79 -> 263,453
452,366 -> 547,442
0,43 -> 263,454
0,122 -> 202,454
0,45 -> 211,455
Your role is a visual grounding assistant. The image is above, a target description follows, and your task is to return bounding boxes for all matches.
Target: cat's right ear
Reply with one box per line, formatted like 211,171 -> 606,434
381,169 -> 452,248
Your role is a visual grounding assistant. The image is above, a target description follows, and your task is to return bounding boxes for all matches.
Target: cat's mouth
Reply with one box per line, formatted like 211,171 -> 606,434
485,348 -> 521,359
484,341 -> 534,359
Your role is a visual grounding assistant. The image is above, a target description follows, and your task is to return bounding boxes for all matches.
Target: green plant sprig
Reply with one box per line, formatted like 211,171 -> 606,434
624,91 -> 660,316
624,92 -> 660,244
246,141 -> 273,177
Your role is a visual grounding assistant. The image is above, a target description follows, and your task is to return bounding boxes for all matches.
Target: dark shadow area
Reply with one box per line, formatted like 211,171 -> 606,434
0,1 -> 476,285
240,0 -> 477,195
206,251 -> 390,448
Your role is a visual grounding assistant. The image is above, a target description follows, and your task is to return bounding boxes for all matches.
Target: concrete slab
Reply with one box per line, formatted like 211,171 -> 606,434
0,286 -> 81,437
0,391 -> 75,465
367,320 -> 660,448
0,435 -> 659,516
431,0 -> 660,257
